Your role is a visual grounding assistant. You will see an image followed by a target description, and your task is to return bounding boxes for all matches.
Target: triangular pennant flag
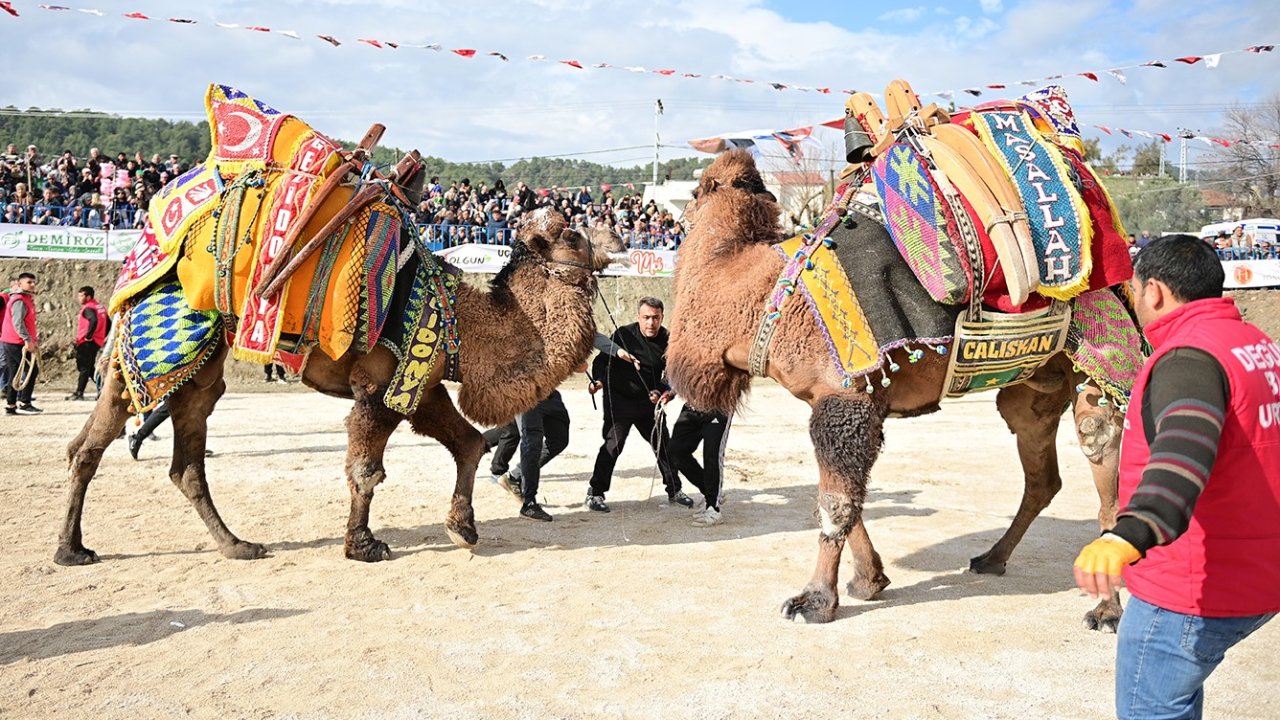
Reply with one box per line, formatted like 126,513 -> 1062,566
937,90 -> 954,101
770,83 -> 787,91
653,69 -> 675,75
1205,53 -> 1222,68
1077,72 -> 1099,81
986,83 -> 1007,89
816,88 -> 831,94
123,12 -> 149,20
560,59 -> 583,68
278,30 -> 300,39
1133,130 -> 1153,138
358,38 -> 383,48
683,72 -> 701,78
1211,137 -> 1231,147
625,66 -> 647,73
527,54 -> 546,61
0,1 -> 19,15
592,63 -> 612,68
452,48 -> 476,57
963,88 -> 982,96
39,5 -> 71,10
385,41 -> 399,49
422,43 -> 441,51
1194,137 -> 1213,146
168,17 -> 196,24
1106,69 -> 1127,84
1119,129 -> 1133,137
488,51 -> 508,61
215,22 -> 239,28
245,26 -> 270,32
1156,133 -> 1172,142
1096,125 -> 1112,135
1141,60 -> 1166,68
77,8 -> 104,15
1245,45 -> 1275,53
1174,56 -> 1202,65
317,35 -> 340,46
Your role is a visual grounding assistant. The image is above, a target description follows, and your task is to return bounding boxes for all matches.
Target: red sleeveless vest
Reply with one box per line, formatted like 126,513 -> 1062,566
0,291 -> 36,344
1120,297 -> 1280,617
76,298 -> 107,345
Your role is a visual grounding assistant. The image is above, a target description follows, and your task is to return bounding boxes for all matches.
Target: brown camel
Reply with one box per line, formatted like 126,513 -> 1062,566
667,149 -> 1125,628
56,208 -> 623,565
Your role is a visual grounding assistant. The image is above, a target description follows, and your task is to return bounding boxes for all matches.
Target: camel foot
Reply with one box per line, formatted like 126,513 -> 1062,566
345,528 -> 391,563
1083,596 -> 1124,633
54,545 -> 99,566
846,571 -> 891,601
780,584 -> 838,624
220,540 -> 269,561
968,550 -> 1008,576
445,515 -> 478,550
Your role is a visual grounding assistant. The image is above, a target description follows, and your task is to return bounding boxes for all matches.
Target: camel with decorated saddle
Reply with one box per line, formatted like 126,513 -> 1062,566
55,84 -> 622,566
667,81 -> 1144,628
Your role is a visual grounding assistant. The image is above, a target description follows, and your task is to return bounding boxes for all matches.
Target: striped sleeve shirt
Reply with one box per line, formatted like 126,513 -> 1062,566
1111,348 -> 1229,554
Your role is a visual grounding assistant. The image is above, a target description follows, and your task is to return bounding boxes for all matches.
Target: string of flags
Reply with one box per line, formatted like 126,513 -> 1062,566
1,2 -> 1273,101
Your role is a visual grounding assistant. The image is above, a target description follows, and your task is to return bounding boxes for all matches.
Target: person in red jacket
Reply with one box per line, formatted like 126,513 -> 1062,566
66,285 -> 108,401
2,272 -> 41,414
1073,234 -> 1280,720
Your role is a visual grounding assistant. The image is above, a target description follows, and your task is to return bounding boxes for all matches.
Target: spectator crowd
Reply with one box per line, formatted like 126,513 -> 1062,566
412,177 -> 686,250
1,140 -> 686,249
1,143 -> 187,230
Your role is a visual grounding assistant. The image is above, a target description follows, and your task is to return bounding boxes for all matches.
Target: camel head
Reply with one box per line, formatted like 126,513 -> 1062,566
584,224 -> 627,272
501,207 -> 617,284
682,149 -> 782,249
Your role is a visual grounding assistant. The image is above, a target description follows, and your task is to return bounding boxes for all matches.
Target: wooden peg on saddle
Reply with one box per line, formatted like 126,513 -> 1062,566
255,183 -> 384,300
884,79 -> 924,132
252,123 -> 388,297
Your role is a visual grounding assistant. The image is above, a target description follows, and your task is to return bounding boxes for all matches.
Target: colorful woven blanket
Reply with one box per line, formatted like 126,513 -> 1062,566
1065,286 -> 1148,406
113,281 -> 223,413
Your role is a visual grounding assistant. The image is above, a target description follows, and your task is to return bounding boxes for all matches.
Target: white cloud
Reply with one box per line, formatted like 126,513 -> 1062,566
979,0 -> 1004,14
878,7 -> 927,23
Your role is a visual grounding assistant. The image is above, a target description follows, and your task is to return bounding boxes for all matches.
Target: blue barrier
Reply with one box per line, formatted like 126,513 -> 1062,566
1216,247 -> 1279,261
2,201 -> 138,228
415,223 -> 684,252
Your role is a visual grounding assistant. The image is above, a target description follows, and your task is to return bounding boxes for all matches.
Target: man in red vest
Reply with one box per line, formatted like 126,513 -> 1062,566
1073,234 -> 1280,719
67,285 -> 108,401
2,272 -> 41,414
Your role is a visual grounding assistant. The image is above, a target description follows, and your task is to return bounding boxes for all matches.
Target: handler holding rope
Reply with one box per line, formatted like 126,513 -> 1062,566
2,272 -> 42,415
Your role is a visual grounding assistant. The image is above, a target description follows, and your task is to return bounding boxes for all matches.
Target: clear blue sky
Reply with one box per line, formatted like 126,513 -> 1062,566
1,0 -> 1275,174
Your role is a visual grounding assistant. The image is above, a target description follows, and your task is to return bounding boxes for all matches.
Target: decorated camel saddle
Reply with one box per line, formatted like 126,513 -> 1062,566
756,81 -> 1145,404
109,84 -> 458,415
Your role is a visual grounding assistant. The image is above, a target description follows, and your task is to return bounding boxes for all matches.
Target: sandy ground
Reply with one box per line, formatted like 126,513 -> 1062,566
1,379 -> 1277,720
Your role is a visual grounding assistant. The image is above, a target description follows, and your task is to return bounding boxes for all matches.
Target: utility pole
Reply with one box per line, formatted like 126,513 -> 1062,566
1158,140 -> 1166,178
653,99 -> 663,186
1178,129 -> 1190,183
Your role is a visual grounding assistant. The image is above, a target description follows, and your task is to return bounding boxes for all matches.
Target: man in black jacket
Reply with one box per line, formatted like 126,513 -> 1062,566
583,297 -> 691,512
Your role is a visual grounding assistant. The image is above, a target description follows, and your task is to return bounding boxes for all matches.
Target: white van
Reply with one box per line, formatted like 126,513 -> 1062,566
1199,218 -> 1280,246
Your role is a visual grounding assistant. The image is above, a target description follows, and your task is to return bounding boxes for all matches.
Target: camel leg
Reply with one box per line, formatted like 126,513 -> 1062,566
781,392 -> 885,623
844,520 -> 890,600
342,384 -> 403,562
408,384 -> 484,550
1072,378 -> 1125,632
164,348 -> 266,560
972,376 -> 1072,574
55,366 -> 133,565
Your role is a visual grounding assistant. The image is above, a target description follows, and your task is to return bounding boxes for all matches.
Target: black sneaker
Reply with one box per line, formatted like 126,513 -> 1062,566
584,495 -> 610,513
128,433 -> 142,461
520,501 -> 553,522
15,403 -> 43,415
64,393 -> 84,401
668,490 -> 695,507
4,406 -> 14,415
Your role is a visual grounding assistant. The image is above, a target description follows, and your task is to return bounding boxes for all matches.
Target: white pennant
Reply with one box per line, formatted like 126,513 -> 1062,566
1205,53 -> 1222,68
1106,69 -> 1127,84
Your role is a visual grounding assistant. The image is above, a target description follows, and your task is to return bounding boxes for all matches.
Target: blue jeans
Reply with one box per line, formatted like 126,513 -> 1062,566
1116,595 -> 1274,719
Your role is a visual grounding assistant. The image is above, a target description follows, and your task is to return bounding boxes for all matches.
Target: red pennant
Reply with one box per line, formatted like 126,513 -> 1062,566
123,12 -> 149,20
1174,56 -> 1202,65
816,88 -> 831,94
1211,137 -> 1231,147
560,59 -> 583,68
246,26 -> 270,32
986,83 -> 1007,89
653,69 -> 675,75
0,1 -> 19,16
358,38 -> 383,48
1156,133 -> 1172,142
452,48 -> 476,57
820,118 -> 844,129
1097,126 -> 1112,135
317,34 -> 340,46
1077,72 -> 1098,81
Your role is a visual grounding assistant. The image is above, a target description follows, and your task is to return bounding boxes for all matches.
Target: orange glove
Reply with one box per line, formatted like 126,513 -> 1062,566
1073,533 -> 1141,599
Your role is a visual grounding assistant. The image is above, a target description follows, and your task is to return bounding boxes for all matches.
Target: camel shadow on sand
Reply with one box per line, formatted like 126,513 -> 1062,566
0,608 -> 306,665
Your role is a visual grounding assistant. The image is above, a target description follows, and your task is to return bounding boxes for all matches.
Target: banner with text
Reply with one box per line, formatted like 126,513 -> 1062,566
1224,259 -> 1280,289
432,243 -> 677,277
0,223 -> 140,262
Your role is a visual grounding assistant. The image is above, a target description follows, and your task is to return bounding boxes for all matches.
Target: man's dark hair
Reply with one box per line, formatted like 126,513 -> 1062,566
1132,233 -> 1224,302
18,272 -> 35,281
78,286 -> 95,298
637,296 -> 664,312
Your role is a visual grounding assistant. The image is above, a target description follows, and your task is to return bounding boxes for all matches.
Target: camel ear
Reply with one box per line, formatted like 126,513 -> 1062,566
705,178 -> 721,194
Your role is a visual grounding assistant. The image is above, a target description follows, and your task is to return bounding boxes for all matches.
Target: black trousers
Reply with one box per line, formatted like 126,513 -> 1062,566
510,391 -> 570,502
587,402 -> 680,498
3,342 -> 36,406
135,401 -> 171,441
669,407 -> 731,510
74,341 -> 100,396
485,423 -> 521,476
